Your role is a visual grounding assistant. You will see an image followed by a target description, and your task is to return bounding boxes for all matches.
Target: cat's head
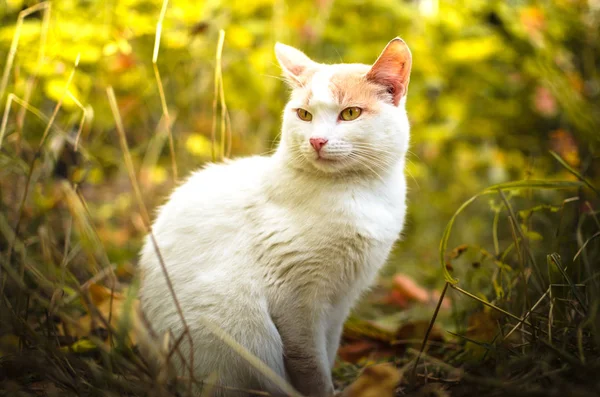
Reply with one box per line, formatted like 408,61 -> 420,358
275,38 -> 412,176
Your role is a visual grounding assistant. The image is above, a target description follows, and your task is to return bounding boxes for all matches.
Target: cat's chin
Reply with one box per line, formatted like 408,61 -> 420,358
306,156 -> 348,174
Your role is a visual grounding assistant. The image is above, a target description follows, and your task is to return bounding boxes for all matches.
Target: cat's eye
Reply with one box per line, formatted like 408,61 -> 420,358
340,107 -> 362,121
296,108 -> 313,122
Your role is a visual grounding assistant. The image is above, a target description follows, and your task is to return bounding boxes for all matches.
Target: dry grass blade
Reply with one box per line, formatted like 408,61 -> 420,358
450,284 -> 532,326
503,287 -> 550,341
66,91 -> 90,151
412,281 -> 449,377
14,2 -> 51,154
211,29 -> 225,162
37,54 -> 80,152
0,93 -> 50,149
153,0 -> 178,181
5,54 -> 80,274
547,253 -> 587,314
107,86 -> 195,394
499,189 -> 544,295
198,318 -> 302,397
574,231 -> 600,262
216,32 -> 232,160
0,93 -> 91,156
141,112 -> 176,184
0,2 -> 51,101
550,150 -> 599,196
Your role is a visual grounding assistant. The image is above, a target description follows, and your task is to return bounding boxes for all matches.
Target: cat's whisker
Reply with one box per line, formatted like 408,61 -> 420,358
347,153 -> 385,182
260,74 -> 289,83
357,151 -> 420,189
257,147 -> 279,156
268,132 -> 283,152
348,150 -> 413,185
350,149 -> 395,166
350,149 -> 419,188
350,145 -> 399,157
406,149 -> 421,160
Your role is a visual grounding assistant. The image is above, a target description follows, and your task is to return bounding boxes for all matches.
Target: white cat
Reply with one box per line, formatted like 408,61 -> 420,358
138,37 -> 412,396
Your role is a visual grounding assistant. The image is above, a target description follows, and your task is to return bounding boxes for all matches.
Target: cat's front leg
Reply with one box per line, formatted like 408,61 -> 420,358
273,308 -> 334,397
325,307 -> 348,371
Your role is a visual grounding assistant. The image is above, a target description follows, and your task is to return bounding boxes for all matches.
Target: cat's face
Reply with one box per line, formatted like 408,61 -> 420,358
276,38 -> 412,176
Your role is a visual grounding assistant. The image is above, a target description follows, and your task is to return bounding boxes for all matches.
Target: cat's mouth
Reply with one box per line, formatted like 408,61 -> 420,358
307,153 -> 347,173
315,156 -> 337,163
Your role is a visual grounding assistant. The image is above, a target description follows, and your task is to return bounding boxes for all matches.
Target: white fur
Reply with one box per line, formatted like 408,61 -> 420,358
310,68 -> 335,104
139,50 -> 410,397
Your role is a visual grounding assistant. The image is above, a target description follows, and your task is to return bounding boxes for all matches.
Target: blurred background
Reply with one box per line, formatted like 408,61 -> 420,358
1,0 -> 599,395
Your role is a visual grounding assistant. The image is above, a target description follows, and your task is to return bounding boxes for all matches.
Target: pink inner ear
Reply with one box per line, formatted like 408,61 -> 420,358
366,39 -> 412,106
288,65 -> 306,76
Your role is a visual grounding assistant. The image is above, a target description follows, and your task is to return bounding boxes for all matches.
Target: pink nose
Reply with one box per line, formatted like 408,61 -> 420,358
309,137 -> 328,152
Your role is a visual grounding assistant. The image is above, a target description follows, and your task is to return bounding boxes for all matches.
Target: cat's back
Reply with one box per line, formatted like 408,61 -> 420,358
152,155 -> 270,229
139,156 -> 271,274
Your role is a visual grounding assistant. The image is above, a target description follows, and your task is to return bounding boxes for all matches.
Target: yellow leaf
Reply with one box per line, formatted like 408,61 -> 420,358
0,334 -> 20,357
61,338 -> 97,354
525,231 -> 543,241
43,79 -> 81,110
446,36 -> 500,63
228,26 -> 253,49
185,133 -> 213,158
149,165 -> 167,184
341,363 -> 400,397
87,283 -> 117,306
164,31 -> 188,49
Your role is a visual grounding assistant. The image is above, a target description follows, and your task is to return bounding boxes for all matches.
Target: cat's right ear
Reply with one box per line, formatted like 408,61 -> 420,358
366,38 -> 412,106
275,42 -> 317,87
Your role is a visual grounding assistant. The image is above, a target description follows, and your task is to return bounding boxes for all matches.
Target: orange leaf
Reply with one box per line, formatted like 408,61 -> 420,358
341,363 -> 400,397
392,274 -> 429,303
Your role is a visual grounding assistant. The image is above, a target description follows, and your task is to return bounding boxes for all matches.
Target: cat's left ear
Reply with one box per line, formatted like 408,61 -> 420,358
275,42 -> 317,87
366,38 -> 412,106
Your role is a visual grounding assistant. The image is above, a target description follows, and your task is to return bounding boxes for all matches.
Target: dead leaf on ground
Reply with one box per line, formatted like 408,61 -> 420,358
340,363 -> 400,397
394,320 -> 444,348
343,316 -> 395,344
384,274 -> 451,309
337,340 -> 381,364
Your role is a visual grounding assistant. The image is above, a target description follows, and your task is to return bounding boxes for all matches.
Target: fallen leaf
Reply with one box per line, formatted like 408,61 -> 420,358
383,289 -> 409,308
341,363 -> 400,397
337,340 -> 380,364
392,274 -> 429,303
394,320 -> 444,347
386,274 -> 451,309
343,316 -> 395,344
87,283 -> 121,306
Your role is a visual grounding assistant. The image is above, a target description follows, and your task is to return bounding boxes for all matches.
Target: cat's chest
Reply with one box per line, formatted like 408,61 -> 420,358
250,184 -> 404,300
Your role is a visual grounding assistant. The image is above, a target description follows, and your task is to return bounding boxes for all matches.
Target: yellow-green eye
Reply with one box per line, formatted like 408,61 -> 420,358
340,107 -> 362,121
296,108 -> 313,121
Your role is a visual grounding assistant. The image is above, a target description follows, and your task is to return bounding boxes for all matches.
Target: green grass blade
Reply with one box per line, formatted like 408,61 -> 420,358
440,179 -> 582,284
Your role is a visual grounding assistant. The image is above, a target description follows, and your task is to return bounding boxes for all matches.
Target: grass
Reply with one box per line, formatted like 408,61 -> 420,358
1,2 -> 600,396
